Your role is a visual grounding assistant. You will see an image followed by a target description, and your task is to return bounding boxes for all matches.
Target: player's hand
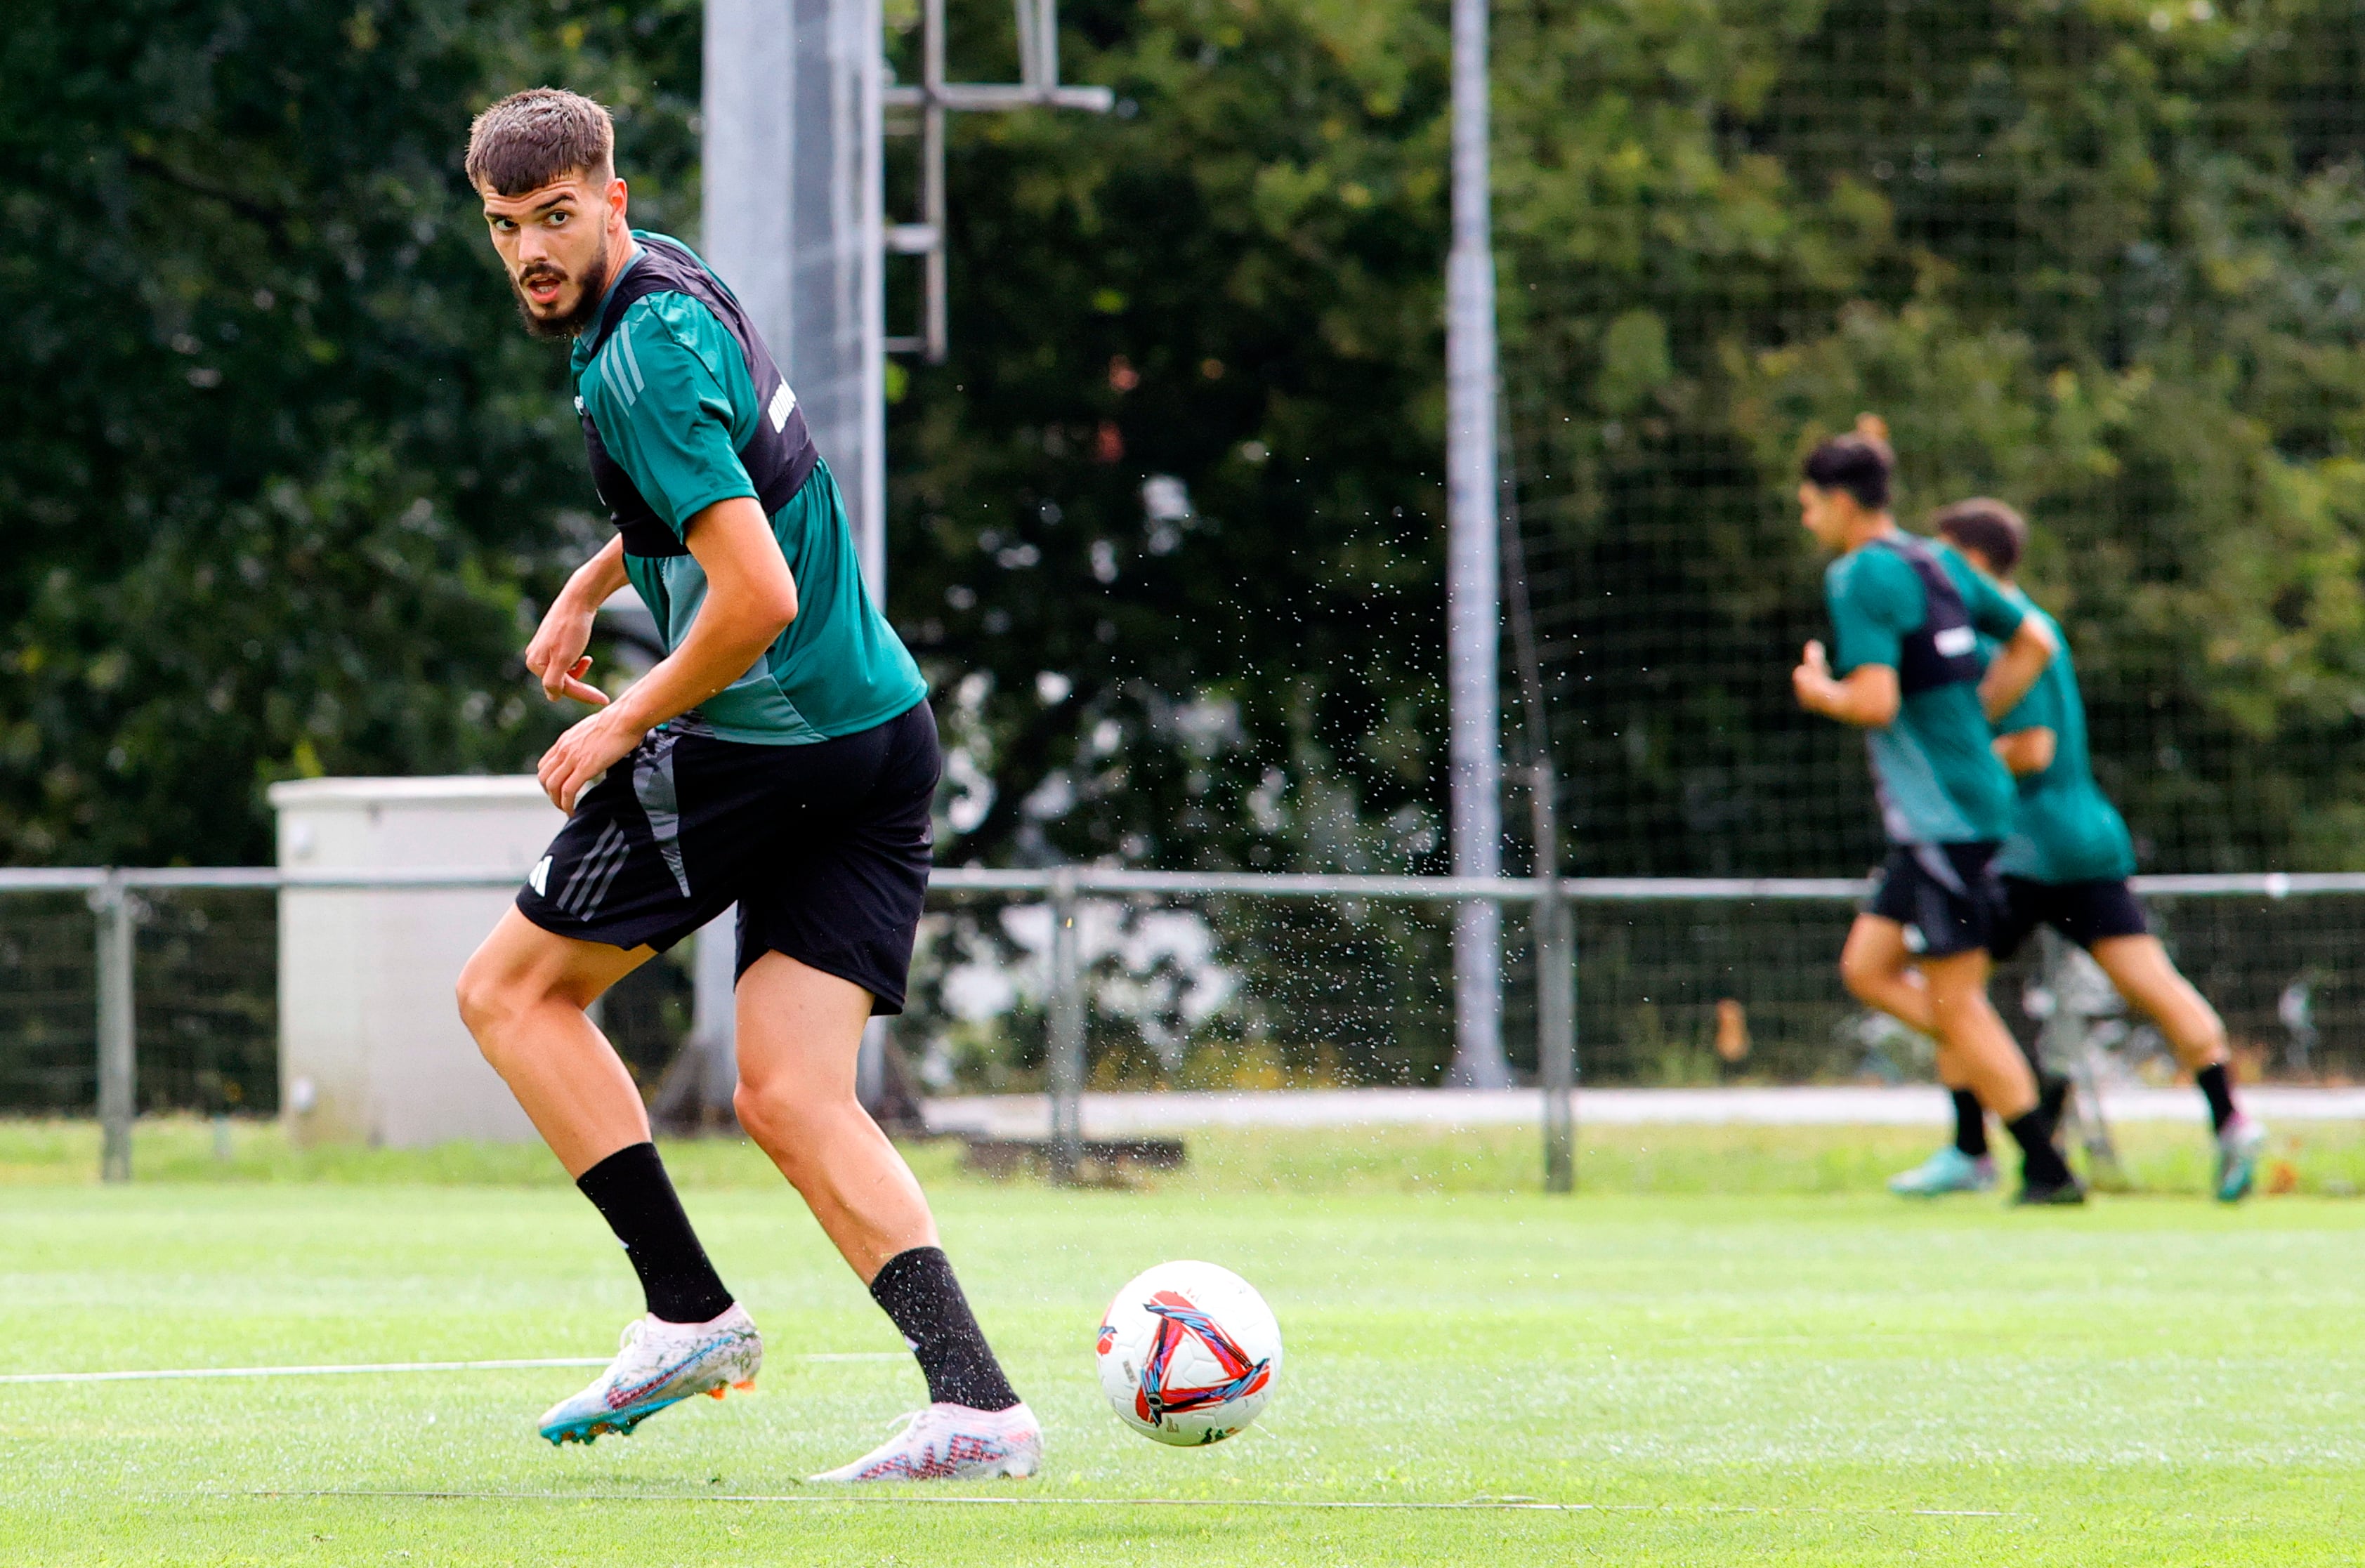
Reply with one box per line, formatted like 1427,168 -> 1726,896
1792,640 -> 1834,711
538,709 -> 643,814
523,600 -> 610,706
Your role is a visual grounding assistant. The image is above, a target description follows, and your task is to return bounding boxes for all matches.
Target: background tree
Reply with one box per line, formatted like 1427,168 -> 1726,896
0,0 -> 702,864
9,0 -> 2365,903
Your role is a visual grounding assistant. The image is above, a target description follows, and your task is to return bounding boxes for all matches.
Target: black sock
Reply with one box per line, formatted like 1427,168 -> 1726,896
2006,1109 -> 2074,1190
2196,1063 -> 2237,1133
869,1246 -> 1021,1411
2038,1073 -> 2074,1138
1951,1091 -> 1989,1158
575,1142 -> 735,1324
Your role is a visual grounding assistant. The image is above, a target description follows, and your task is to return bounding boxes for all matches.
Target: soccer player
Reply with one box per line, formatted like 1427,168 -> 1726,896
450,88 -> 1039,1480
1878,499 -> 2266,1202
1790,419 -> 2085,1204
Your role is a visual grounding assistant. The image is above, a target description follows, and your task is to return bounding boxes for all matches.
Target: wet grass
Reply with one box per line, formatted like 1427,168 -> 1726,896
0,1117 -> 2359,1562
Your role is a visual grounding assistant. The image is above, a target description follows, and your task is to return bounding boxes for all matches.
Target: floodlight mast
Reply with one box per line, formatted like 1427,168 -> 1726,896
696,0 -> 1107,1134
1446,0 -> 1510,1088
704,0 -> 886,595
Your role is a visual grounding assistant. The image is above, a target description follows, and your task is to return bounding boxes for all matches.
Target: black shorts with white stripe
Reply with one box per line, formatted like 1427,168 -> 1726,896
514,700 -> 940,1015
1863,841 -> 2003,961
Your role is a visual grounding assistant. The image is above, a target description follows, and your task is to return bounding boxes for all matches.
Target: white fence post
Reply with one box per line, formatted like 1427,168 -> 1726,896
1538,878 -> 1576,1193
1046,867 -> 1085,1180
89,872 -> 135,1183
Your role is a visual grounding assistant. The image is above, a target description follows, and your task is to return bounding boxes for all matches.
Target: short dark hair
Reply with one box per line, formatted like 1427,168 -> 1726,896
1801,424 -> 1895,511
1931,496 -> 2029,574
466,88 -> 615,196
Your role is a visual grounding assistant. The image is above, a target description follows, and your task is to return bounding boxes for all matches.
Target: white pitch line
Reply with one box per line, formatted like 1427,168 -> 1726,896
263,1489 -> 2027,1518
0,1352 -> 906,1386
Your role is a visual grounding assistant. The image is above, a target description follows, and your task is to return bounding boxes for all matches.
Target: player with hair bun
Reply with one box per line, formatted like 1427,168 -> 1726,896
1871,498 -> 2266,1202
1790,416 -> 2084,1204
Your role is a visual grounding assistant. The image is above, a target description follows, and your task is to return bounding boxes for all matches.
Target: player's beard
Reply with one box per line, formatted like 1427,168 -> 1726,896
511,234 -> 613,342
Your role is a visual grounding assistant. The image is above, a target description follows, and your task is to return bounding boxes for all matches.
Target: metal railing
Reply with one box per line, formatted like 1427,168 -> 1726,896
11,864 -> 2364,1188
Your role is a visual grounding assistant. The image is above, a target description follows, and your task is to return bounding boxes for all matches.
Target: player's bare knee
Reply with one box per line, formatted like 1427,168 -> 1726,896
733,1076 -> 858,1169
730,1078 -> 799,1155
1838,949 -> 1889,1006
2182,1004 -> 2229,1066
452,952 -> 510,1041
454,954 -> 542,1059
1838,957 -> 1871,1003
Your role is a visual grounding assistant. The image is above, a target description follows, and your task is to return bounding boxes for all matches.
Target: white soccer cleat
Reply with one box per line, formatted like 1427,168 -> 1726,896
537,1303 -> 763,1446
807,1401 -> 1043,1482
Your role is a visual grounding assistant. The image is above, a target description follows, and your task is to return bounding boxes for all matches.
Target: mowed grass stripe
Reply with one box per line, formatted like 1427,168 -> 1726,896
0,1124 -> 2357,1563
249,1487 -> 2031,1515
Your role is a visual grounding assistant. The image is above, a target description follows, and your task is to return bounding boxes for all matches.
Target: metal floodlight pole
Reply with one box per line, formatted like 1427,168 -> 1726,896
704,0 -> 888,602
1045,867 -> 1085,1180
688,908 -> 740,1121
90,872 -> 135,1183
1446,0 -> 1509,1090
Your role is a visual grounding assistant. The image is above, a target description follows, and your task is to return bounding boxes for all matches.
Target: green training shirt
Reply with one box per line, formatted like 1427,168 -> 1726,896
1981,586 -> 2138,885
570,233 -> 926,745
1824,535 -> 2025,845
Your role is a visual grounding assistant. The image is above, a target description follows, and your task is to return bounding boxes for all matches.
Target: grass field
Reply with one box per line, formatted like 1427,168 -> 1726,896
5,1119 -> 2363,1564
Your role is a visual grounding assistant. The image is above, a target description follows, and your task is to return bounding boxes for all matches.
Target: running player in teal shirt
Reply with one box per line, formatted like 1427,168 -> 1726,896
1906,499 -> 2264,1203
450,88 -> 1038,1481
1792,418 -> 2081,1204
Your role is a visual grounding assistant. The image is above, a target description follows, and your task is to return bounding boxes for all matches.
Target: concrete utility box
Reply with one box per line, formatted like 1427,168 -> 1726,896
269,777 -> 563,1147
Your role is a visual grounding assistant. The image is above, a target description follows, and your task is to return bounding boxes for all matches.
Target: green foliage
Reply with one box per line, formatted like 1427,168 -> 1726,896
12,0 -> 2365,892
890,0 -> 1454,875
0,0 -> 702,863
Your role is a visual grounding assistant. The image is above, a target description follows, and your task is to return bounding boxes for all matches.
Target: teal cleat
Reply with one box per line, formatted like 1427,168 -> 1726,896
537,1303 -> 763,1447
1887,1145 -> 1998,1198
2215,1114 -> 2267,1204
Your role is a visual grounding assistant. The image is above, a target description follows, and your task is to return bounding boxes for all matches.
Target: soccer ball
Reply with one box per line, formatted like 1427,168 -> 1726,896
1096,1260 -> 1281,1446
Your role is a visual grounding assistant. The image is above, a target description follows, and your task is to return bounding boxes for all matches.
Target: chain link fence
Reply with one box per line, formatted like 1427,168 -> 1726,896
1,867 -> 2356,1182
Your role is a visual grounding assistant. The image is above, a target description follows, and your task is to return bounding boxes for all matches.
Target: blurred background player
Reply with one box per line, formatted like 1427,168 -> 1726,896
1874,499 -> 2265,1203
450,88 -> 1037,1480
1789,418 -> 2083,1204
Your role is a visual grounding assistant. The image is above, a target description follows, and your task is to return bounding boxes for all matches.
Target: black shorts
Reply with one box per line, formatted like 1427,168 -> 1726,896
1864,842 -> 2003,960
516,701 -> 940,1015
1988,875 -> 2149,961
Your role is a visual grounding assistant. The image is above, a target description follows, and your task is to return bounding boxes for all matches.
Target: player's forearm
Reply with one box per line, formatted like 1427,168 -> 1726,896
598,498 -> 797,735
1979,621 -> 2056,720
557,536 -> 631,615
1802,669 -> 1900,728
1818,692 -> 1895,727
1993,727 -> 2057,776
603,605 -> 783,734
